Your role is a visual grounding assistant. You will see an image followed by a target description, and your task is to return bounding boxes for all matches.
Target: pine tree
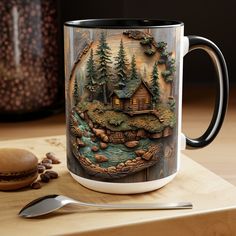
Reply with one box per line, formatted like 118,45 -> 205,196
130,55 -> 138,80
114,39 -> 129,88
96,32 -> 112,104
73,77 -> 79,106
86,49 -> 97,101
151,61 -> 160,106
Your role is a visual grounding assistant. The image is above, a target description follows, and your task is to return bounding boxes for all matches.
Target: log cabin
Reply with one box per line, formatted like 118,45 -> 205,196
110,78 -> 153,111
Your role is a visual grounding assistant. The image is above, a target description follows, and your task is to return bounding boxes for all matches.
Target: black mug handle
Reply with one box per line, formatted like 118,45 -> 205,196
185,36 -> 229,149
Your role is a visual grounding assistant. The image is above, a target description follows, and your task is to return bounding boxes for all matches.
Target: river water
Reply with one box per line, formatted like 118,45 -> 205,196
74,112 -> 163,168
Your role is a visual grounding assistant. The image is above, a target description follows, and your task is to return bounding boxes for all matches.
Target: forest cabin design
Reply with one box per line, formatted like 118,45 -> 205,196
111,78 -> 153,111
67,30 -> 178,181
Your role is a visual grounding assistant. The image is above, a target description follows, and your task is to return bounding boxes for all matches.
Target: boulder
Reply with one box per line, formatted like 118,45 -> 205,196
79,112 -> 85,120
125,141 -> 139,148
76,138 -> 86,147
125,160 -> 132,165
150,132 -> 162,139
135,149 -> 146,156
94,154 -> 108,163
70,127 -> 83,138
100,142 -> 108,149
122,166 -> 131,172
101,134 -> 109,142
116,163 -> 125,169
93,128 -> 105,136
107,166 -> 116,172
88,120 -> 93,129
91,146 -> 99,152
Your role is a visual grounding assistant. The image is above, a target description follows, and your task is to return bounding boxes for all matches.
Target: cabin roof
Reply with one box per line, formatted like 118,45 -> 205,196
112,78 -> 152,99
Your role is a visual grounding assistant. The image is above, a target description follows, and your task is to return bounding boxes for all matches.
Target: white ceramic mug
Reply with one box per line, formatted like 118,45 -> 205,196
64,19 -> 229,194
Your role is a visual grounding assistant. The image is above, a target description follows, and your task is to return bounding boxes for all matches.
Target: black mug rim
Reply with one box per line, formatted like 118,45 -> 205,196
64,18 -> 184,29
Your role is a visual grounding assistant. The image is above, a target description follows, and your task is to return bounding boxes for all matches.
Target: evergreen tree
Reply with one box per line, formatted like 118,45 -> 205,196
73,77 -> 79,106
114,39 -> 129,88
151,61 -> 160,106
96,32 -> 112,104
86,49 -> 97,101
130,55 -> 138,80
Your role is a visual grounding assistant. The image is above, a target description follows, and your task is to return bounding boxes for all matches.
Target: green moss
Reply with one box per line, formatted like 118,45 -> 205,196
77,101 -> 89,112
157,104 -> 176,128
161,70 -> 172,79
144,48 -> 155,56
75,100 -> 176,132
108,117 -> 124,127
128,115 -> 163,133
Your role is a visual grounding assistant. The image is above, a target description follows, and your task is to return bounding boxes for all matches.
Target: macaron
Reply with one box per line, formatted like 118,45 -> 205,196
0,148 -> 38,191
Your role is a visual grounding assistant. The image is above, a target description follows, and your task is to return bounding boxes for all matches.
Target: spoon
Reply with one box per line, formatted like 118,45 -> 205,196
19,194 -> 193,218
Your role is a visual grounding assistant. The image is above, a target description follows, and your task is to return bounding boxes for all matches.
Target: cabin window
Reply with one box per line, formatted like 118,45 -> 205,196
114,98 -> 120,105
145,98 -> 149,104
132,98 -> 137,105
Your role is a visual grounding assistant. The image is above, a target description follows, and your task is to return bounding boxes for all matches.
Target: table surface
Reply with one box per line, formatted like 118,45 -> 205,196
0,88 -> 235,185
1,135 -> 236,236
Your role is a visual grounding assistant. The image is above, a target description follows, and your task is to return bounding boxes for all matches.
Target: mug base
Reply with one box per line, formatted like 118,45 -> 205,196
69,171 -> 177,194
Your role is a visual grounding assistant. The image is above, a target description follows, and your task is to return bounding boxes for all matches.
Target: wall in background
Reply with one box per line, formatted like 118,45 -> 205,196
61,0 -> 234,88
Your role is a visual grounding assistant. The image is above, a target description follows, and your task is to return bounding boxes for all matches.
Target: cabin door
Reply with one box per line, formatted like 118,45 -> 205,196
138,98 -> 145,110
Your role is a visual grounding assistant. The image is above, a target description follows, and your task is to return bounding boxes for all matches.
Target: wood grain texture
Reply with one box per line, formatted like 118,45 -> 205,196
0,135 -> 236,235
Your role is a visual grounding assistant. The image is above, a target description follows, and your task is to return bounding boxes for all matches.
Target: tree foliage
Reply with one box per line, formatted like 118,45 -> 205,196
86,49 -> 97,100
96,32 -> 112,104
151,61 -> 160,105
73,77 -> 79,105
114,39 -> 129,88
130,55 -> 139,80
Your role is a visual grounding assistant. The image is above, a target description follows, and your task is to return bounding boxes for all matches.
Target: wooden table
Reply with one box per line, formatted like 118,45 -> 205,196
1,135 -> 236,236
0,87 -> 235,235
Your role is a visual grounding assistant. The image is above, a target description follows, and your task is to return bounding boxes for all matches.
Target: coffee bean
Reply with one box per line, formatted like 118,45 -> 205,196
37,164 -> 46,173
42,163 -> 53,169
46,152 -> 55,159
52,159 -> 61,164
42,158 -> 53,164
46,152 -> 61,164
45,170 -> 59,179
40,173 -> 50,183
31,181 -> 41,189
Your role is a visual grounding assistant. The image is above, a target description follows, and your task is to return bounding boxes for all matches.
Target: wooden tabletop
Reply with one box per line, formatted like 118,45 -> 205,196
1,135 -> 236,236
0,87 -> 235,235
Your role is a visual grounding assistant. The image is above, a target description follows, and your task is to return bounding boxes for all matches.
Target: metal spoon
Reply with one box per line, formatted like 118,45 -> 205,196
18,194 -> 193,218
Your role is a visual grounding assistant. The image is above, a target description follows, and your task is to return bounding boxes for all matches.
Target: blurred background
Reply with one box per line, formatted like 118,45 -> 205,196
61,0 -> 235,89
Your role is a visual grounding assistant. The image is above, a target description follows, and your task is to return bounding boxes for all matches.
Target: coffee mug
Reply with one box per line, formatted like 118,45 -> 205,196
64,19 -> 229,194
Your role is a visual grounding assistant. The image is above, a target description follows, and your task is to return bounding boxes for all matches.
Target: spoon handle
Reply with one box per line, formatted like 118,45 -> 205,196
75,201 -> 193,210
